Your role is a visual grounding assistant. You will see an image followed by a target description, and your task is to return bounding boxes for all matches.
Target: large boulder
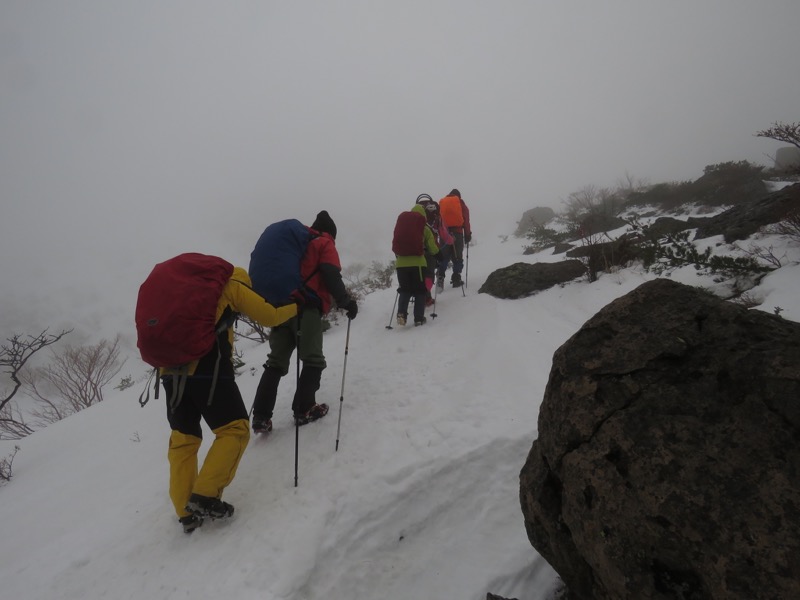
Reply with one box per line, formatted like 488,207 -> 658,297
479,261 -> 585,299
520,279 -> 800,600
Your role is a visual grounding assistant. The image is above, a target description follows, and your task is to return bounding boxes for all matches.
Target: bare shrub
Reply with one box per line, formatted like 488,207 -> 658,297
23,335 -> 124,426
736,243 -> 786,269
342,260 -> 395,302
756,121 -> 800,151
236,315 -> 269,343
769,211 -> 800,243
0,445 -> 20,483
1,329 -> 71,440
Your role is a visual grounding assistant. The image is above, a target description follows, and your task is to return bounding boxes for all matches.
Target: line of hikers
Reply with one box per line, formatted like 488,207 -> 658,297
392,188 -> 472,327
138,190 -> 471,533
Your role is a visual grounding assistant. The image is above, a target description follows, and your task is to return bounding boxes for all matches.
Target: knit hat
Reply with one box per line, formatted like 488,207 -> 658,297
311,210 -> 337,239
449,188 -> 461,198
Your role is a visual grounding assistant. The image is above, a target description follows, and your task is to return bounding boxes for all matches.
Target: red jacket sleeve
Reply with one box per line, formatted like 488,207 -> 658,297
301,233 -> 347,314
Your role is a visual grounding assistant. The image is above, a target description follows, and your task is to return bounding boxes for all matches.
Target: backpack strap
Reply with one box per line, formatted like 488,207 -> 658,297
207,345 -> 222,407
205,307 -> 237,407
168,366 -> 191,413
157,308 -> 237,412
138,367 -> 160,408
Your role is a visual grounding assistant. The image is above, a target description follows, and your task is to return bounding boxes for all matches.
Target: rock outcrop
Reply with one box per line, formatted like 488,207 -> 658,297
478,261 -> 585,299
693,182 -> 800,242
520,279 -> 800,600
515,206 -> 557,237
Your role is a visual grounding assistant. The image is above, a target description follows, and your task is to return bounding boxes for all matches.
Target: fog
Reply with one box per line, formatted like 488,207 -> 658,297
2,1 -> 799,348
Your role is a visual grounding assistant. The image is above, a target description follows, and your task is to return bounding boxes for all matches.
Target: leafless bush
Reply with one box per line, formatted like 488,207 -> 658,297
769,211 -> 800,243
23,335 -> 124,426
1,329 -> 71,440
342,260 -> 395,302
235,315 -> 269,343
579,231 -> 613,283
756,121 -> 800,151
0,445 -> 20,483
736,243 -> 786,269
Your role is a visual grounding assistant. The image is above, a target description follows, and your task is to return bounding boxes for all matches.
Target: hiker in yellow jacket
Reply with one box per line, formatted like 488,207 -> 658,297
164,267 -> 297,533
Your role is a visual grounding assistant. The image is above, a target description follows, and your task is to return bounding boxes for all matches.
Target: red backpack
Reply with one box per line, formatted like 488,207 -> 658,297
135,253 -> 234,369
392,210 -> 427,256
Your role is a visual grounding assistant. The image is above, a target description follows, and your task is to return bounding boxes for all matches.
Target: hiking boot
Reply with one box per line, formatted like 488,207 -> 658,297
252,417 -> 273,434
436,276 -> 445,293
294,403 -> 329,426
185,493 -> 235,520
425,296 -> 435,307
179,514 -> 203,534
414,317 -> 427,326
451,274 -> 463,287
396,313 -> 407,327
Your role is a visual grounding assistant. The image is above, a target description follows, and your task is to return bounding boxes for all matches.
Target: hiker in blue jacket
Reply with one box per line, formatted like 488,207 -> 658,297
251,211 -> 358,434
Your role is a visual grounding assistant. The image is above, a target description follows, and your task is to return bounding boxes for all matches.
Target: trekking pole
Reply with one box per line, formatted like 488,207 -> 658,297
431,275 -> 438,319
335,318 -> 351,451
465,241 -> 470,290
294,313 -> 302,487
385,291 -> 399,330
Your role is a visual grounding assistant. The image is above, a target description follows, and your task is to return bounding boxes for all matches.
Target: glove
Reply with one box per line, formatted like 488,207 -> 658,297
344,299 -> 358,320
464,232 -> 472,244
290,289 -> 307,315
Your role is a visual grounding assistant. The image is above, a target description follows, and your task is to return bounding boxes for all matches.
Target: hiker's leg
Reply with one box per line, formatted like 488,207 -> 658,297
164,378 -> 203,518
293,308 -> 325,414
451,231 -> 465,275
252,320 -> 295,419
412,268 -> 427,322
194,377 -> 250,499
264,319 -> 297,374
436,245 -> 451,279
396,267 -> 416,317
292,365 -> 323,415
252,366 -> 282,422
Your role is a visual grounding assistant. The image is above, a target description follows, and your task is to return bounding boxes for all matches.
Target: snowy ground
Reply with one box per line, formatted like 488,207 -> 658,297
1,203 -> 798,600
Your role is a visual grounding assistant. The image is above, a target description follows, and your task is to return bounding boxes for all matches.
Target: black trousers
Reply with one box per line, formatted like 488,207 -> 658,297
396,265 -> 426,321
163,344 -> 247,438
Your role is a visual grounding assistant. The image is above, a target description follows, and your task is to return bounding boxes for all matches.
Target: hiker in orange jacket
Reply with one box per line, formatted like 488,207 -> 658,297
437,188 -> 471,288
165,267 -> 298,533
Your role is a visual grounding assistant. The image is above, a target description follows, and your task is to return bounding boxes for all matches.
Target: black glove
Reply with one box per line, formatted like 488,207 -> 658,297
290,289 -> 307,315
344,299 -> 358,320
464,232 -> 472,244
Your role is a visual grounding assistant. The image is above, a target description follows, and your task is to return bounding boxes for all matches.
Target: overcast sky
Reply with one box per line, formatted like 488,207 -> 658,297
2,1 -> 799,347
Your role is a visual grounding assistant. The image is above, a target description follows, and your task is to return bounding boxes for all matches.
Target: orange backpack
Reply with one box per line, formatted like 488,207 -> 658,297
439,195 -> 464,228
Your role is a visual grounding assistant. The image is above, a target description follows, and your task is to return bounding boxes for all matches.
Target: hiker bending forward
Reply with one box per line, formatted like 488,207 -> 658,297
251,210 -> 358,433
163,267 -> 297,532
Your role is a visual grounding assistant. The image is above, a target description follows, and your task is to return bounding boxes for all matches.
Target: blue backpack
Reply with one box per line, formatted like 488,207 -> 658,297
249,219 -> 318,305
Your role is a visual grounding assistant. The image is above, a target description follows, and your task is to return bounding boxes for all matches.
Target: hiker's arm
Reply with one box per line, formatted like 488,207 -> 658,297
227,280 -> 298,327
318,262 -> 351,306
424,227 -> 439,255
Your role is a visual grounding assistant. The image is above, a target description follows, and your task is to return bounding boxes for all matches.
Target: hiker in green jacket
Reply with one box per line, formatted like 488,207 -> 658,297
392,203 -> 440,326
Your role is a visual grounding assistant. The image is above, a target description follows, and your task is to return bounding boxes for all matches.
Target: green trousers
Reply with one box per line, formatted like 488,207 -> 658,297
266,308 -> 326,374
